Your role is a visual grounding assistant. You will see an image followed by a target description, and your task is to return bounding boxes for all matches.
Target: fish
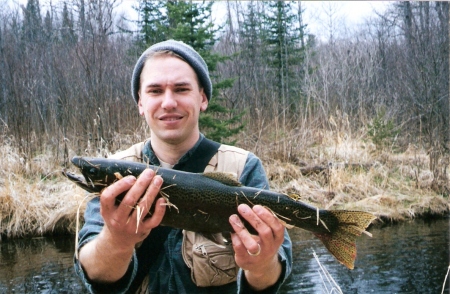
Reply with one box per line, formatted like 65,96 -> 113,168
63,156 -> 376,270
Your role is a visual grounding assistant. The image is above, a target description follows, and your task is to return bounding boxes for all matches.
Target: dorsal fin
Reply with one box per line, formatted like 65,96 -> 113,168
203,172 -> 242,186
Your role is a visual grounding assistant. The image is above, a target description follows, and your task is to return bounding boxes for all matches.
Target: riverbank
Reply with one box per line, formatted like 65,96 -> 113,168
257,130 -> 449,224
0,141 -> 82,239
0,131 -> 449,238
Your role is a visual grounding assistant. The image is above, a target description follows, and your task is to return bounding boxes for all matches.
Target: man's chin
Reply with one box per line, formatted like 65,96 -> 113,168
155,131 -> 184,144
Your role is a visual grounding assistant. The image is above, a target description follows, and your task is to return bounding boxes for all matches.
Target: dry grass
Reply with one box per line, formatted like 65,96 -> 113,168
1,124 -> 449,238
0,138 -> 87,239
252,127 -> 450,223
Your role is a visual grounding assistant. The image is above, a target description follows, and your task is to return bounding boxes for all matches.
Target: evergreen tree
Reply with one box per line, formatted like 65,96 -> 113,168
238,1 -> 267,114
240,1 -> 262,73
261,1 -> 306,119
61,2 -> 76,45
165,1 -> 215,50
78,0 -> 86,40
133,0 -> 167,49
21,0 -> 43,44
43,10 -> 53,40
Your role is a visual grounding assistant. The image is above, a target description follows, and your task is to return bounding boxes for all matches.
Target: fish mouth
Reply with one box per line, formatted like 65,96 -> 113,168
62,169 -> 85,184
62,169 -> 99,193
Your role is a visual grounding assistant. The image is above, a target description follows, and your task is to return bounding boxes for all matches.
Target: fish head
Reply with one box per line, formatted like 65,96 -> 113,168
62,156 -> 117,193
71,156 -> 103,179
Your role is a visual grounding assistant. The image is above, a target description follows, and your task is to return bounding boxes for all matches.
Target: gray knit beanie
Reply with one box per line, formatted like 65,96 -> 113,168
131,39 -> 212,103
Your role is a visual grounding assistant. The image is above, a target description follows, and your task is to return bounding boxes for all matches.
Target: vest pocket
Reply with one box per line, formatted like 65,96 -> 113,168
182,230 -> 239,287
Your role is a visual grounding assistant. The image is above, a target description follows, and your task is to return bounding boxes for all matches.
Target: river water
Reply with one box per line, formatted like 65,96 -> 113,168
0,218 -> 448,293
280,218 -> 449,293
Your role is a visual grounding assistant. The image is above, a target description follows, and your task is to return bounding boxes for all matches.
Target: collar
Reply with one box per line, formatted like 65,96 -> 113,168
142,133 -> 205,167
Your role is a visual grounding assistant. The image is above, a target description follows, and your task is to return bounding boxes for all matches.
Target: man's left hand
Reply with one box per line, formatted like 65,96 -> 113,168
229,204 -> 285,291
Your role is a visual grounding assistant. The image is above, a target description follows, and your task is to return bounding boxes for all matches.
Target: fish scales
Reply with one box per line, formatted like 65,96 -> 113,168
63,156 -> 376,269
160,174 -> 340,235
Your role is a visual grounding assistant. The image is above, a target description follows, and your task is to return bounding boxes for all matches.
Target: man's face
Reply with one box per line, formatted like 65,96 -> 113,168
138,55 -> 208,145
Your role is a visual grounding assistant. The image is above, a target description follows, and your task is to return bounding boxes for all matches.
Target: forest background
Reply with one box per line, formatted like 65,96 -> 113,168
0,0 -> 449,238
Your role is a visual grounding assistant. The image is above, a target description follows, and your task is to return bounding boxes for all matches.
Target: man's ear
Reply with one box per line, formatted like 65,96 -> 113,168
200,89 -> 208,112
138,93 -> 144,115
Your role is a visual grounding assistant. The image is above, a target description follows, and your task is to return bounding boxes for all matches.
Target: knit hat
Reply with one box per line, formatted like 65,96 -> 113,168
131,39 -> 212,103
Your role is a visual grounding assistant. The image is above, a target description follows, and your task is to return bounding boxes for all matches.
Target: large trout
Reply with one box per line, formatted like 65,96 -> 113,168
63,156 -> 376,269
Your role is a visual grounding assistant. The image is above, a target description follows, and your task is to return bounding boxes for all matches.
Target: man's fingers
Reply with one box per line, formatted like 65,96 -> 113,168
100,175 -> 136,211
115,169 -> 155,216
229,213 -> 261,256
137,174 -> 163,221
143,197 -> 166,227
237,204 -> 269,235
252,205 -> 285,240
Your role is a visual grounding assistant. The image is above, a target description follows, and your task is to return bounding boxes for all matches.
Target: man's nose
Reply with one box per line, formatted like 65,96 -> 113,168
161,90 -> 177,109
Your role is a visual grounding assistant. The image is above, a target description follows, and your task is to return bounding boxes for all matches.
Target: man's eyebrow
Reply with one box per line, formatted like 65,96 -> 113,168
174,82 -> 192,87
142,81 -> 195,91
144,83 -> 162,88
144,82 -> 192,87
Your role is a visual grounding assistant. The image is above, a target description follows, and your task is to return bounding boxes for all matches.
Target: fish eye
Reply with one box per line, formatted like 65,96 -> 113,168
88,167 -> 99,176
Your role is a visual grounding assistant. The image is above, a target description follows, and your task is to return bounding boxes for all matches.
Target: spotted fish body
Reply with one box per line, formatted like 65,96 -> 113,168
63,156 -> 376,269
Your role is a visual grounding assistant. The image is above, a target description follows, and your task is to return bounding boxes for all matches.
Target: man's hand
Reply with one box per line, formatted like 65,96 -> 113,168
78,169 -> 166,283
100,168 -> 166,248
229,204 -> 285,291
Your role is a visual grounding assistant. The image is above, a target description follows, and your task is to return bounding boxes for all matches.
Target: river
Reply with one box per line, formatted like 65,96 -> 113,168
0,218 -> 448,293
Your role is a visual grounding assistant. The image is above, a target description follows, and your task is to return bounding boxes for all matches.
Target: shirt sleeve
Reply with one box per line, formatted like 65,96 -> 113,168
73,196 -> 138,294
237,153 -> 294,293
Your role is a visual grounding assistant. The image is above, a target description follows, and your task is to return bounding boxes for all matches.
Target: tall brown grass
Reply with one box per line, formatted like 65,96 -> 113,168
0,137 -> 86,239
239,117 -> 449,223
1,120 -> 449,239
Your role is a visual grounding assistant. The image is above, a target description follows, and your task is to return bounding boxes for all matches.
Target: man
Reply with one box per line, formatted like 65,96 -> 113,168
75,39 -> 293,293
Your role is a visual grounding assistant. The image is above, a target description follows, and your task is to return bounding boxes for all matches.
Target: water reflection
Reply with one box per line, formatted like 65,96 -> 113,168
0,219 -> 448,293
280,218 -> 450,293
0,236 -> 87,293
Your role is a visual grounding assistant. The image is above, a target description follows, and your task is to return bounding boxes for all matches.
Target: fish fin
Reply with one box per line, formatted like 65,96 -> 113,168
203,172 -> 242,186
314,211 -> 376,270
287,193 -> 302,201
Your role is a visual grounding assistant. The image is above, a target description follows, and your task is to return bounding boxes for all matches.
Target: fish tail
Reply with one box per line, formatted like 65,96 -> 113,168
313,211 -> 376,270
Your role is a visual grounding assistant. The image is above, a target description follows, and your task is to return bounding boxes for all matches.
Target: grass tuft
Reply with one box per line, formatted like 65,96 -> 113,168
0,139 -> 86,239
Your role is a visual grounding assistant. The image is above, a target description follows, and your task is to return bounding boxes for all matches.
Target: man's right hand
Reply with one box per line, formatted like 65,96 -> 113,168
78,168 -> 166,283
100,168 -> 166,248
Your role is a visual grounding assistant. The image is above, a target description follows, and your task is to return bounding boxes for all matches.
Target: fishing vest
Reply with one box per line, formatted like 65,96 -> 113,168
109,140 -> 248,177
109,139 -> 249,291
